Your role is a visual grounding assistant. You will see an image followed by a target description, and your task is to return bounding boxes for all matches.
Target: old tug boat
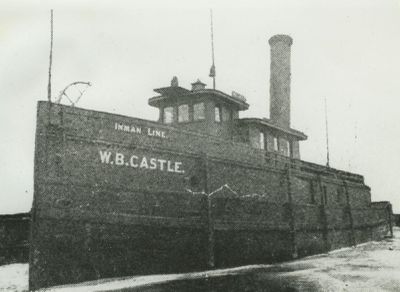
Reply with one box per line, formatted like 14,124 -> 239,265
30,34 -> 393,290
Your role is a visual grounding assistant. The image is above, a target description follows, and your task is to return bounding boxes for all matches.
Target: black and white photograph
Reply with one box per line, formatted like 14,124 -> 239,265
1,0 -> 400,291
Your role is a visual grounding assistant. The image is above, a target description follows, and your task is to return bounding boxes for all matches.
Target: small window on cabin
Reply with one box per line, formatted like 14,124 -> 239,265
222,107 -> 231,121
178,104 -> 189,122
322,186 -> 328,205
259,132 -> 265,150
163,107 -> 174,124
310,182 -> 316,204
215,105 -> 222,122
282,139 -> 290,157
230,110 -> 237,120
336,187 -> 343,204
273,137 -> 278,151
193,103 -> 205,120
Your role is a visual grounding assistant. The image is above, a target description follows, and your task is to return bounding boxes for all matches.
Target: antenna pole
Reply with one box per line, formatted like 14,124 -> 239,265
47,9 -> 54,102
324,97 -> 330,167
209,9 -> 216,89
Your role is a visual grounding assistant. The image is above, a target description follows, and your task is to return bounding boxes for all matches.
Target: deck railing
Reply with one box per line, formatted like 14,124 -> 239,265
264,151 -> 364,183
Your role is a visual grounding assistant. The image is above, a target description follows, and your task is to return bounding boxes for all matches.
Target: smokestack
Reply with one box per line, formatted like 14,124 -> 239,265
269,34 -> 293,128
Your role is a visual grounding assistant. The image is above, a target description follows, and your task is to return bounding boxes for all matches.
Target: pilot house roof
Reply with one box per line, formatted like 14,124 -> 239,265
149,86 -> 250,111
239,118 -> 308,140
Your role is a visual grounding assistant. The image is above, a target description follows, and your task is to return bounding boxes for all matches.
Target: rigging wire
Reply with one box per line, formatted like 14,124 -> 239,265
209,9 -> 216,89
325,97 -> 330,167
47,9 -> 54,102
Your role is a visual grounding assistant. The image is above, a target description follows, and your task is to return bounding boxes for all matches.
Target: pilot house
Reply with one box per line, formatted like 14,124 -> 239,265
149,35 -> 307,159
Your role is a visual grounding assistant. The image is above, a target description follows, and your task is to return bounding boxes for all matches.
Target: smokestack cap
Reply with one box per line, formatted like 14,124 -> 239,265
269,34 -> 293,46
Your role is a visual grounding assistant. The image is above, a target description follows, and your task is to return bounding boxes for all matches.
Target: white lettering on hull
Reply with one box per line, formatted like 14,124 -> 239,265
98,150 -> 185,174
114,122 -> 166,138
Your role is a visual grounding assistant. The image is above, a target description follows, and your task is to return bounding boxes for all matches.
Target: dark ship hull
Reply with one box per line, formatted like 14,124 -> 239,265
29,101 -> 392,290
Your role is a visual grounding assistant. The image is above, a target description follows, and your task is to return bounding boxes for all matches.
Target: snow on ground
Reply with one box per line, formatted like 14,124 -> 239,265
260,228 -> 400,291
0,263 -> 28,292
1,227 -> 400,291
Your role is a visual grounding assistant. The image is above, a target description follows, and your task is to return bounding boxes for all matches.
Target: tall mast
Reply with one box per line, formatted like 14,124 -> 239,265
209,9 -> 216,89
325,97 -> 330,167
47,9 -> 54,102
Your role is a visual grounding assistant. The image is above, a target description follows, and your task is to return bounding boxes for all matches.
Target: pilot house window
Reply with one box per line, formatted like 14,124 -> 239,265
215,105 -> 222,122
259,132 -> 265,150
273,137 -> 278,151
163,107 -> 174,124
282,139 -> 290,157
222,107 -> 231,121
193,103 -> 205,120
178,104 -> 189,122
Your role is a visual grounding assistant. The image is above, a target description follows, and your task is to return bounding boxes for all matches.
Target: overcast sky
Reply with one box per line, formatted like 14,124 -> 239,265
1,0 -> 400,213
